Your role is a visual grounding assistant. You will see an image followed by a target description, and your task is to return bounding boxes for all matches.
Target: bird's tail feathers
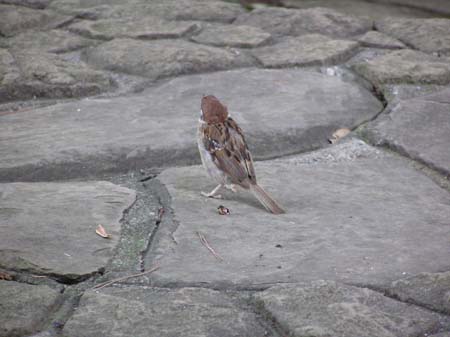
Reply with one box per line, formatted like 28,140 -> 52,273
249,184 -> 285,214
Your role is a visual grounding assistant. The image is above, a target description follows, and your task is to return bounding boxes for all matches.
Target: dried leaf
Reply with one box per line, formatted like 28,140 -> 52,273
95,224 -> 111,239
328,128 -> 351,144
0,271 -> 12,280
217,205 -> 230,215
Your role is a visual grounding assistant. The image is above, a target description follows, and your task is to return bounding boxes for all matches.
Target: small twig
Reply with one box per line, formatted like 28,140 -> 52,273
93,264 -> 160,290
196,231 -> 224,261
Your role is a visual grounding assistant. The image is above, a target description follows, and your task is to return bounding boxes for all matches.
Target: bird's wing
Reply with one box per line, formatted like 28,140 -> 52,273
202,117 -> 256,186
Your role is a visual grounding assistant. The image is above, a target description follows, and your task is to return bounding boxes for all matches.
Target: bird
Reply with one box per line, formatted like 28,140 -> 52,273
197,95 -> 285,214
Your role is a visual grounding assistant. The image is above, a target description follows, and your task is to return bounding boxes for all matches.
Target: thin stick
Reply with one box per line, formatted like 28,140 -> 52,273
196,231 -> 224,261
93,265 -> 160,290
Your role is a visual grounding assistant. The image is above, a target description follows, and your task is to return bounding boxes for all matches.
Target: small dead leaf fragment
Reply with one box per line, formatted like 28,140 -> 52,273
96,224 -> 111,239
217,205 -> 230,215
0,271 -> 13,280
328,128 -> 351,144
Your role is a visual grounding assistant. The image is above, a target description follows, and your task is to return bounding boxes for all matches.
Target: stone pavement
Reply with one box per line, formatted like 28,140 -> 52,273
1,0 -> 450,336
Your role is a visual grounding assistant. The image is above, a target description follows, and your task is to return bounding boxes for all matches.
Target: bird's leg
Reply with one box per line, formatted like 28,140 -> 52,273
201,184 -> 223,198
225,184 -> 237,193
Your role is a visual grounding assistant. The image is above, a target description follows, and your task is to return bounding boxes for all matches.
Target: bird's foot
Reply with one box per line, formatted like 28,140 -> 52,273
201,191 -> 223,199
201,184 -> 223,199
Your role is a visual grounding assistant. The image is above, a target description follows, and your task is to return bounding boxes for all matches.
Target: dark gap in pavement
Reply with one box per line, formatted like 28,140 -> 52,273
349,281 -> 450,318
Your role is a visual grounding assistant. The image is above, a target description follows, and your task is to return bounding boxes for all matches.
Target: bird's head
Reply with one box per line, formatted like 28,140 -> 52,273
201,95 -> 228,124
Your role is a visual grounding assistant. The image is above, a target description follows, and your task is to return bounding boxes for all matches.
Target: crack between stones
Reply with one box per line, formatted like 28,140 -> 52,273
357,140 -> 450,193
119,279 -> 299,291
348,281 -> 450,318
138,200 -> 164,272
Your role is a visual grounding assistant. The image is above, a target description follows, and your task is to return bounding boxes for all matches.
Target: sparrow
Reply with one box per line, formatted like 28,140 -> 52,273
197,95 -> 285,214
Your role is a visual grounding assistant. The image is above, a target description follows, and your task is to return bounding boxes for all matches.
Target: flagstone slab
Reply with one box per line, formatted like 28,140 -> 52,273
356,31 -> 406,49
253,34 -> 359,67
191,24 -> 271,48
0,48 -> 114,102
0,68 -> 382,181
143,139 -> 450,289
62,287 -> 270,337
50,0 -> 244,23
254,281 -> 449,337
0,281 -> 61,337
2,29 -> 99,53
353,49 -> 450,86
0,182 -> 136,279
0,5 -> 73,37
83,38 -> 254,79
234,6 -> 372,38
362,88 -> 450,176
387,271 -> 450,315
376,17 -> 450,56
69,17 -> 200,41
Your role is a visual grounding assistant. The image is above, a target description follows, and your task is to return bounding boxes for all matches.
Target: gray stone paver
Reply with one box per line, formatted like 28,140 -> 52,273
387,271 -> 450,314
353,49 -> 450,86
0,181 -> 135,278
356,30 -> 406,49
234,6 -> 372,38
83,38 -> 254,79
0,280 -> 61,337
376,17 -> 450,55
1,29 -> 99,53
191,24 -> 271,48
0,4 -> 72,37
0,68 -> 382,181
253,34 -> 359,67
68,17 -> 200,41
255,280 -> 449,337
144,139 -> 450,288
62,286 -> 270,337
362,88 -> 450,176
0,48 -> 114,103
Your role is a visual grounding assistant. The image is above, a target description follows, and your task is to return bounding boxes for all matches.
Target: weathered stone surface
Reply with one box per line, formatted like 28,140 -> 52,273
356,30 -> 406,49
143,139 -> 450,288
234,7 -> 372,38
353,49 -> 450,86
376,0 -> 450,16
63,287 -> 269,337
253,34 -> 359,67
376,17 -> 450,55
0,49 -> 114,102
69,17 -> 200,41
2,30 -> 98,53
0,0 -> 50,8
191,24 -> 271,48
83,38 -> 254,79
0,182 -> 136,278
0,5 -> 73,37
255,281 -> 449,337
362,88 -> 450,176
283,0 -> 440,19
51,0 -> 244,22
0,281 -> 61,337
0,68 -> 382,181
430,333 -> 450,337
113,0 -> 244,23
387,272 -> 450,314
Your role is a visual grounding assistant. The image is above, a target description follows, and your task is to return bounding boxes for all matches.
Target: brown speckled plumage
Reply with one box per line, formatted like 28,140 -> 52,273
197,95 -> 285,214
